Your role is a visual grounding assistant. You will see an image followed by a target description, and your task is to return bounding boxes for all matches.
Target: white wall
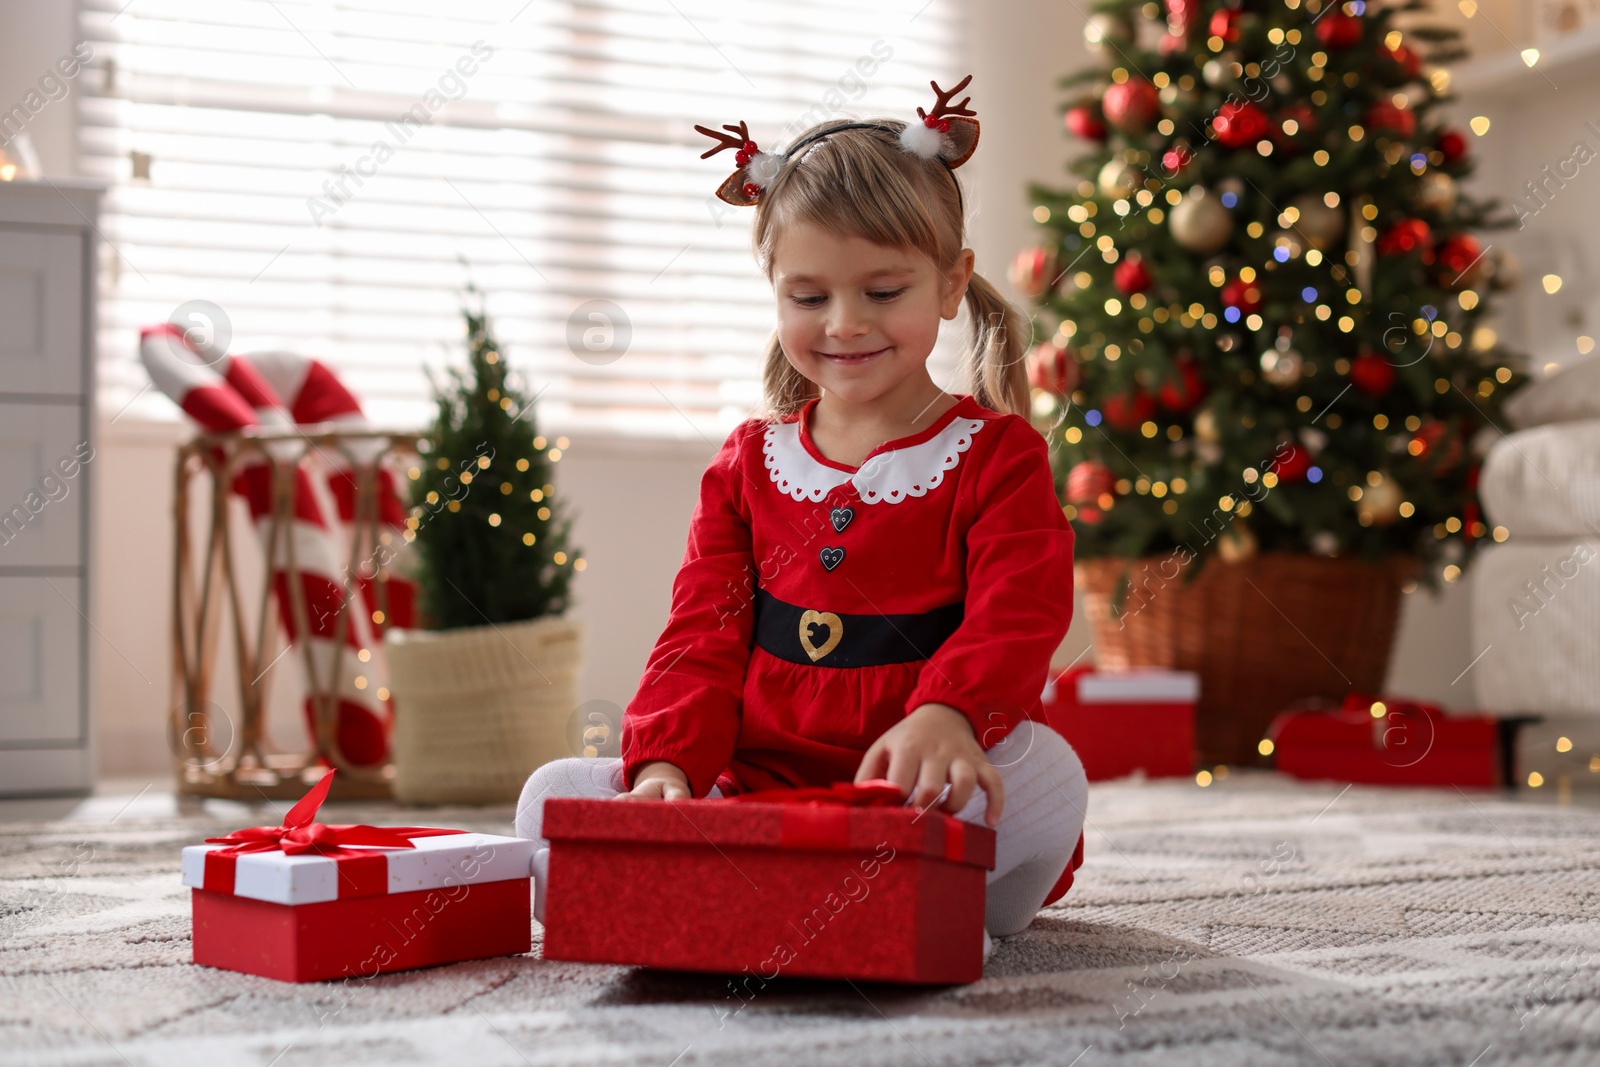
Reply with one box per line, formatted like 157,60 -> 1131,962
0,1 -> 79,176
3,0 -> 1587,777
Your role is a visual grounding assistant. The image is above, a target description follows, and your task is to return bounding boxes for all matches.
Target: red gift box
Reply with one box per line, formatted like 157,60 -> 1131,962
182,770 -> 536,982
1038,665 -> 1197,781
541,780 -> 996,985
1266,694 -> 1528,788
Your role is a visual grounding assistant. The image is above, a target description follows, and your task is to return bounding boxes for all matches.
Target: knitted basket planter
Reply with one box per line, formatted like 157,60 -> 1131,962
383,614 -> 585,804
1077,553 -> 1418,766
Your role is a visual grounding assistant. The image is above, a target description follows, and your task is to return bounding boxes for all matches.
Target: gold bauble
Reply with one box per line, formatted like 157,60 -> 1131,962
1288,193 -> 1345,251
1098,157 -> 1141,199
1260,348 -> 1305,388
1415,171 -> 1458,214
1217,521 -> 1258,562
1358,477 -> 1404,525
1194,407 -> 1221,443
1170,188 -> 1234,254
1084,12 -> 1135,53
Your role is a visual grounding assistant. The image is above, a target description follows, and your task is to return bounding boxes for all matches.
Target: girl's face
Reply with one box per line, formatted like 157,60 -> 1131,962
772,221 -> 973,405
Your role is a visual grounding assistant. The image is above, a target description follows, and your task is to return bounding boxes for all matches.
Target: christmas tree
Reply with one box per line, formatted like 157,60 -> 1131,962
409,287 -> 583,629
1017,0 -> 1526,588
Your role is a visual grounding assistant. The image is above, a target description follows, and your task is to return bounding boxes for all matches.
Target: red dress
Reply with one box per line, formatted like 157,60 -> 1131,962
620,393 -> 1077,798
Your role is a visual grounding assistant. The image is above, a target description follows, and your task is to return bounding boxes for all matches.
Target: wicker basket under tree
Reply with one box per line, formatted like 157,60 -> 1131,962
1079,553 -> 1418,766
383,286 -> 586,804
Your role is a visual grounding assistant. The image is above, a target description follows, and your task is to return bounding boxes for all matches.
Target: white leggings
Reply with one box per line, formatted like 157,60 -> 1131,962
514,719 -> 1088,938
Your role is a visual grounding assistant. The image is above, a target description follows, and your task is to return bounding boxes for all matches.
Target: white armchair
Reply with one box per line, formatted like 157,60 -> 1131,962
1472,359 -> 1600,787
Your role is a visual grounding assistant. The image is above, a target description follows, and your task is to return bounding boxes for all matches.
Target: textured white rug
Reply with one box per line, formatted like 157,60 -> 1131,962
3,772 -> 1599,1066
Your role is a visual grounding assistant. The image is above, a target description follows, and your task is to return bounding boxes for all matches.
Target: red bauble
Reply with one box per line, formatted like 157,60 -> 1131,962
1436,128 -> 1469,164
1165,0 -> 1195,37
1376,218 -> 1433,258
1351,352 -> 1397,397
1064,103 -> 1107,142
1315,11 -> 1363,48
1066,460 -> 1116,505
1157,359 -> 1206,413
1102,389 -> 1156,430
1102,79 -> 1161,132
1273,443 -> 1313,482
1212,100 -> 1272,149
1160,143 -> 1193,175
1113,257 -> 1153,294
1434,234 -> 1487,289
1220,276 -> 1263,314
1026,343 -> 1077,396
1209,8 -> 1241,42
1366,101 -> 1416,139
1009,247 -> 1056,298
1384,41 -> 1422,79
1463,500 -> 1482,542
1411,419 -> 1463,473
1158,32 -> 1187,55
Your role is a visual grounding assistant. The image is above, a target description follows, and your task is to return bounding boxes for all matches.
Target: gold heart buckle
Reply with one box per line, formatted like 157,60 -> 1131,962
798,610 -> 843,663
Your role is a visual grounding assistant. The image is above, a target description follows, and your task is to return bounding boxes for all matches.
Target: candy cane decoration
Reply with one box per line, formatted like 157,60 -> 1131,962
140,324 -> 391,767
235,349 -> 418,631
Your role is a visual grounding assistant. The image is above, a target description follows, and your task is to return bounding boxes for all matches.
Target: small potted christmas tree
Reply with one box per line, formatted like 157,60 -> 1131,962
383,288 -> 586,804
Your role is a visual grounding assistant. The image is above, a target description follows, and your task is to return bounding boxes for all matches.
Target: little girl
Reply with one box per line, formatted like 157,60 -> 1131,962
517,76 -> 1088,957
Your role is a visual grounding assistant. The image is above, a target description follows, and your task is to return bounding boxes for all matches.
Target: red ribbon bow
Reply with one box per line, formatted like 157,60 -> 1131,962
721,778 -> 978,864
203,768 -> 463,857
723,778 -> 909,807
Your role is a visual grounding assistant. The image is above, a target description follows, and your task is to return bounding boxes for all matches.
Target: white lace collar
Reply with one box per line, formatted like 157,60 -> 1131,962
762,402 -> 988,505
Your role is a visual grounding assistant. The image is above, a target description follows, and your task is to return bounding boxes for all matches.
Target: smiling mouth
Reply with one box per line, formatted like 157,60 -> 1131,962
821,347 -> 889,362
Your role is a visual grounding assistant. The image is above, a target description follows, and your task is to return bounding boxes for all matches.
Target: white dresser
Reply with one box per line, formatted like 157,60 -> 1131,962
0,178 -> 104,796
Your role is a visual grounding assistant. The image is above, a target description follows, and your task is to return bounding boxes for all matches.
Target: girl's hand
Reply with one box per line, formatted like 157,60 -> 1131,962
614,760 -> 692,801
853,703 -> 1005,827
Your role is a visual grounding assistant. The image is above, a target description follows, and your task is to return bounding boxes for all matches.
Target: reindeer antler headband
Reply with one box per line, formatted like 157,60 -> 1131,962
695,75 -> 980,213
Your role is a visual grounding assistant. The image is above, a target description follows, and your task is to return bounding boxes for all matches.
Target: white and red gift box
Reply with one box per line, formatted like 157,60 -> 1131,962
1039,665 -> 1198,781
181,771 -> 536,982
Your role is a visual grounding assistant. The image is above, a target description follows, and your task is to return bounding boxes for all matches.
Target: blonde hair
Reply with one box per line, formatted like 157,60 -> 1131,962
748,118 -> 1031,422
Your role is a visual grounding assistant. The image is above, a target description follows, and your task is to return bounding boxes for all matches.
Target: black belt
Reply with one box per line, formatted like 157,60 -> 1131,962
751,585 -> 964,668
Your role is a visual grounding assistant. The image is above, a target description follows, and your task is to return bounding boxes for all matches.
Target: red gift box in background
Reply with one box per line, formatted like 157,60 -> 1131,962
1039,665 -> 1198,781
182,770 -> 536,982
1265,694 -> 1533,789
541,780 -> 996,985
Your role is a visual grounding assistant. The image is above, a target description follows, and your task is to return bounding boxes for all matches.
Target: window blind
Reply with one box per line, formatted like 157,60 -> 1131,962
77,0 -> 962,438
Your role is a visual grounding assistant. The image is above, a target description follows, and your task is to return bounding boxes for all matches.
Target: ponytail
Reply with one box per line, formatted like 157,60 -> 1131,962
961,270 -> 1031,419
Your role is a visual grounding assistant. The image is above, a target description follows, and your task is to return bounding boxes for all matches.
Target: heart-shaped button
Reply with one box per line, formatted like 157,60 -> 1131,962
830,505 -> 854,533
819,546 -> 845,571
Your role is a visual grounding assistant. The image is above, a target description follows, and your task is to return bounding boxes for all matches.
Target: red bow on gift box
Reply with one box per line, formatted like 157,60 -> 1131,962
203,768 -> 464,857
719,778 -> 980,862
723,778 -> 908,807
